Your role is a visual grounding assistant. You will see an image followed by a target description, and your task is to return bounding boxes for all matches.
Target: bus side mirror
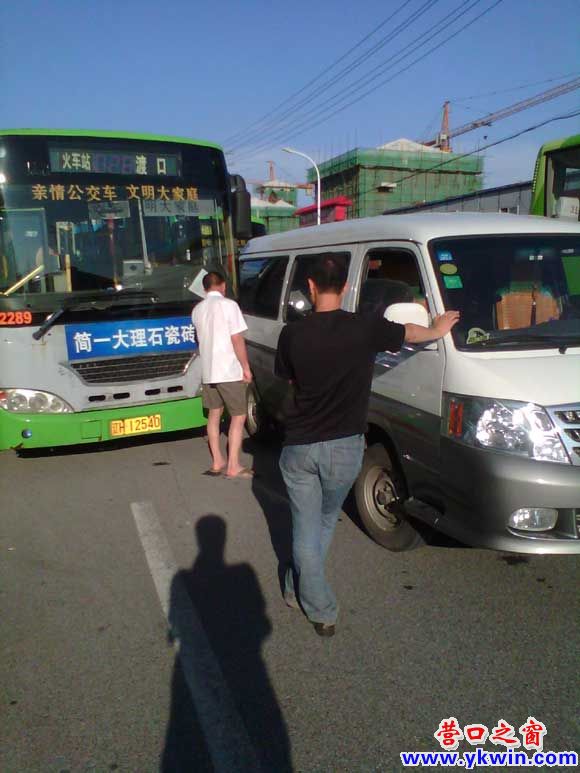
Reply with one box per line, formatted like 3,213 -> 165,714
229,174 -> 252,240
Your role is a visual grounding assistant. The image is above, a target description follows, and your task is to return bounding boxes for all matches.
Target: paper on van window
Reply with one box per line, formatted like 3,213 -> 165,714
188,269 -> 207,298
440,264 -> 458,276
437,250 -> 453,262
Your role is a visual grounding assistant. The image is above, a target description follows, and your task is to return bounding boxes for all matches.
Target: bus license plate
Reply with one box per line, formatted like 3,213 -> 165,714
110,414 -> 162,437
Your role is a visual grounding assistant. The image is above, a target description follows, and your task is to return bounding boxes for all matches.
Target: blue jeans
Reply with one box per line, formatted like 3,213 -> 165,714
279,434 -> 365,624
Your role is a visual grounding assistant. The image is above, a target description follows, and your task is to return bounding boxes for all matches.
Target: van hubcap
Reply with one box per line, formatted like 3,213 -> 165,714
372,472 -> 400,527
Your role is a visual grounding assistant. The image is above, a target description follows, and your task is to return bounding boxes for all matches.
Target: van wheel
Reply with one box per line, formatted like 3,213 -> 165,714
355,443 -> 422,551
245,385 -> 267,438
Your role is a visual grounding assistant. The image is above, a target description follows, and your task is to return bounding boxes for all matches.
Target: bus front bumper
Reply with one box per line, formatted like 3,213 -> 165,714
0,397 -> 206,451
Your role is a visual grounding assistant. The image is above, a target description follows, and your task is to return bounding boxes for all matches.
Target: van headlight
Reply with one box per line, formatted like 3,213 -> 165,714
0,388 -> 73,414
442,394 -> 570,464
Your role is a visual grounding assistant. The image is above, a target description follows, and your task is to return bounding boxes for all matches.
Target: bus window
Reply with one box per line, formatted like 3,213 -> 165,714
546,147 -> 580,220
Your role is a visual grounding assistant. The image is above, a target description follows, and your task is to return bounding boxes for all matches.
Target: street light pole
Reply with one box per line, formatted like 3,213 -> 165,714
282,147 -> 321,226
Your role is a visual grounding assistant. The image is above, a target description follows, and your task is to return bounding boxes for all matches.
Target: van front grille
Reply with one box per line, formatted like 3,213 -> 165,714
70,351 -> 194,384
547,403 -> 580,467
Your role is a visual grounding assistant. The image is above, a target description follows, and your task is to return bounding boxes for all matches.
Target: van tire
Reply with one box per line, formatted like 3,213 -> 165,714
355,443 -> 422,551
245,384 -> 267,438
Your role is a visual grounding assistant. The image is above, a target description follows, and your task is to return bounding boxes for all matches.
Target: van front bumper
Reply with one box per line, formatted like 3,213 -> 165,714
438,439 -> 580,554
0,397 -> 206,451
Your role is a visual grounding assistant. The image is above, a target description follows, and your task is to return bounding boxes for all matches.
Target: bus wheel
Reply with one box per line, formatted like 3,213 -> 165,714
245,385 -> 267,438
354,443 -> 422,551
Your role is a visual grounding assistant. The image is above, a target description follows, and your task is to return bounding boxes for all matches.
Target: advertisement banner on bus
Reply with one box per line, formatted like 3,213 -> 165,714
65,316 -> 197,360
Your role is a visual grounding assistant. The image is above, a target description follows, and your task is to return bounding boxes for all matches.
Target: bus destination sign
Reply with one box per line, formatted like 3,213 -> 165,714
49,148 -> 181,177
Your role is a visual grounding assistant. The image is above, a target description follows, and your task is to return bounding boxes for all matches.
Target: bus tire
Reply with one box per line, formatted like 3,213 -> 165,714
355,443 -> 423,552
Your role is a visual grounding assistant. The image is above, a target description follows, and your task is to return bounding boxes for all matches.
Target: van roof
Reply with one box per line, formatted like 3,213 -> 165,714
239,212 -> 580,257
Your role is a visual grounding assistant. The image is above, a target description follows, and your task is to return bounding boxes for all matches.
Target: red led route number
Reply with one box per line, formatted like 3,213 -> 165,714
0,311 -> 33,326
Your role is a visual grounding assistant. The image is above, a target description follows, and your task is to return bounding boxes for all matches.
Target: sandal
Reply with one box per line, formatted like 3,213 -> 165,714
202,468 -> 225,477
225,467 -> 255,480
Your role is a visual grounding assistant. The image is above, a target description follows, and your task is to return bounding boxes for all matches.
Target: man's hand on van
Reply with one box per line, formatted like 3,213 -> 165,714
404,310 -> 460,343
432,310 -> 460,337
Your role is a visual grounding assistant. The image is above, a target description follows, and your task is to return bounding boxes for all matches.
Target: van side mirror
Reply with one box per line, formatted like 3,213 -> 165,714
385,302 -> 437,350
385,302 -> 429,327
229,174 -> 252,240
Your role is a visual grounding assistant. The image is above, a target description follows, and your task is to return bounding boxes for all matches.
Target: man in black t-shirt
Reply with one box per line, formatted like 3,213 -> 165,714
275,255 -> 459,637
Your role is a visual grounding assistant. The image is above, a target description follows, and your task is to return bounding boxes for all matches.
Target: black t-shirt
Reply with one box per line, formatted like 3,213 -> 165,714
274,309 -> 405,446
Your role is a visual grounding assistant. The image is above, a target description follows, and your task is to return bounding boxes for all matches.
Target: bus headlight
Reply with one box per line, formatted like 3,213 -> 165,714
0,389 -> 73,414
442,394 -> 570,464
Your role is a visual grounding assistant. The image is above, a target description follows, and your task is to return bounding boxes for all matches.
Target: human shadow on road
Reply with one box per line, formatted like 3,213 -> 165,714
244,435 -> 293,596
162,514 -> 292,773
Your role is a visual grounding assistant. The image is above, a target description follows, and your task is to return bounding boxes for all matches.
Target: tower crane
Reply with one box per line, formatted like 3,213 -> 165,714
422,76 -> 580,151
247,161 -> 313,193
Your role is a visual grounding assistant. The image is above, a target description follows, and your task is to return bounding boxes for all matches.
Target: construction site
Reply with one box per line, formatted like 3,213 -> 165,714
247,77 -> 580,231
307,138 -> 482,218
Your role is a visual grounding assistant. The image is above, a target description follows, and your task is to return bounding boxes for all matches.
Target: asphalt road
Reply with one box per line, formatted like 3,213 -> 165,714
1,428 -> 579,772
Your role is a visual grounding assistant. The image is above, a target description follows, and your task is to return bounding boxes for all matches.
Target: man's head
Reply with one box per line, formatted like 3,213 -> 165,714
202,270 -> 226,296
307,254 -> 348,308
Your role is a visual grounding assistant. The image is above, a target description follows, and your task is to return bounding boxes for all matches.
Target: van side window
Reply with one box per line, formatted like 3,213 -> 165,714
357,249 -> 426,317
238,257 -> 289,319
284,251 -> 351,322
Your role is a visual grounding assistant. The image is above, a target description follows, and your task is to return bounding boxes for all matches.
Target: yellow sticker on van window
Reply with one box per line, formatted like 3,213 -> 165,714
440,263 -> 458,276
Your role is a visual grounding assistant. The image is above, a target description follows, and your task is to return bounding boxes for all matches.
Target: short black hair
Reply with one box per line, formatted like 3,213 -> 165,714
307,254 -> 348,293
202,270 -> 226,291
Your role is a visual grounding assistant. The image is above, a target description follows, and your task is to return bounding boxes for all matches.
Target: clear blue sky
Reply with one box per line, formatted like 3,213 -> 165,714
1,0 -> 579,200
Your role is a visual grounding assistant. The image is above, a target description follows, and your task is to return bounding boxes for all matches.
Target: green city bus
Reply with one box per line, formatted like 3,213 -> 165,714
0,129 -> 250,450
530,133 -> 580,219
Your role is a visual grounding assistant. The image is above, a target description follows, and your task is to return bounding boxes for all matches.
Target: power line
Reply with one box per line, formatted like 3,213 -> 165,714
230,0 -> 486,160
451,71 -> 580,102
391,109 -> 580,187
229,0 -> 468,157
227,0 -> 441,153
231,0 -> 502,165
444,77 -> 580,141
221,0 -> 416,147
329,107 -> 580,204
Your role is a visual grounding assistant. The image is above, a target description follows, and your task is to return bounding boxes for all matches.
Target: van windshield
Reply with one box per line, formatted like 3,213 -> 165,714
428,235 -> 580,351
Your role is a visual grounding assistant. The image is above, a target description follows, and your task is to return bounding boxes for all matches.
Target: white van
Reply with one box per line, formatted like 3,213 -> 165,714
238,213 -> 580,554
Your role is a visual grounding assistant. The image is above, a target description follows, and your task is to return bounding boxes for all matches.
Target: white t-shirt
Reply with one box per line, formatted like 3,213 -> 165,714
192,291 -> 248,384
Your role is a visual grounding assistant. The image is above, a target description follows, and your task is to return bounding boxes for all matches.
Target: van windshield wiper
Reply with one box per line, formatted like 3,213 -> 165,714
32,289 -> 159,341
472,332 -> 580,354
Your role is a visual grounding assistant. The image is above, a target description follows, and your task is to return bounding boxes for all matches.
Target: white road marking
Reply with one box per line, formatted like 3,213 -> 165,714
131,501 -> 260,773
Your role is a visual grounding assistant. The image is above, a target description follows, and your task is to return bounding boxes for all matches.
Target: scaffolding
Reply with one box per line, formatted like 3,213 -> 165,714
308,145 -> 483,219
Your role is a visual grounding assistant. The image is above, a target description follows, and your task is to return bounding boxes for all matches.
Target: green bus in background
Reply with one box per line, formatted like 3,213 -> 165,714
530,133 -> 580,219
0,129 -> 250,450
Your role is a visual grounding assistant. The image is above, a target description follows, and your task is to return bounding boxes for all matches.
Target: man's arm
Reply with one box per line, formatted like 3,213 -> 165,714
404,311 -> 460,343
231,333 -> 252,383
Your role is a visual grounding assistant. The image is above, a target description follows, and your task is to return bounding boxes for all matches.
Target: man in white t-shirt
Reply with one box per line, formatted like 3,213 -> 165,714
192,271 -> 253,479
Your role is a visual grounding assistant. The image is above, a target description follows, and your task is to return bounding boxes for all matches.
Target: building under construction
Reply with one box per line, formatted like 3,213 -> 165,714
308,139 -> 483,219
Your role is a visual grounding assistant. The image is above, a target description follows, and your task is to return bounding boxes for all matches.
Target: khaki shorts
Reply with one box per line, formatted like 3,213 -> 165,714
202,381 -> 248,416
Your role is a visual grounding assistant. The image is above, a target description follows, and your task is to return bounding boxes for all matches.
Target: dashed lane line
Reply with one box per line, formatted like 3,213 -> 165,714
131,501 -> 261,773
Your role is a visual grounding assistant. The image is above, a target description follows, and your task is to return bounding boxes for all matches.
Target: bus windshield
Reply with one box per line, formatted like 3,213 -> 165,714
0,134 -> 232,311
428,234 -> 580,351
